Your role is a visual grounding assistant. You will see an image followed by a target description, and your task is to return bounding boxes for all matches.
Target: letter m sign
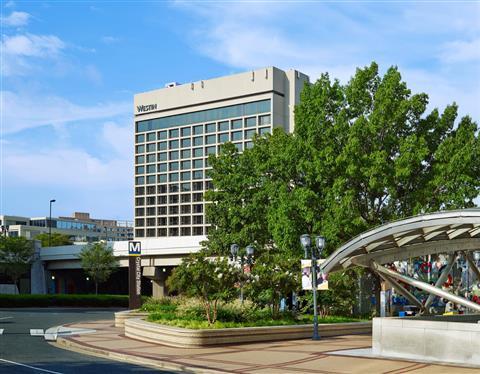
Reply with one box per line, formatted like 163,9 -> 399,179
128,241 -> 141,256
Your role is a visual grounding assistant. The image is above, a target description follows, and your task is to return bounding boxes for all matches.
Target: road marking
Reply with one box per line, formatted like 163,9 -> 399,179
0,358 -> 64,373
0,329 -> 4,335
0,316 -> 12,320
30,329 -> 45,336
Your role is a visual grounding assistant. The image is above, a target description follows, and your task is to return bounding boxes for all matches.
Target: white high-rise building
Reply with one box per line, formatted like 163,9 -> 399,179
133,67 -> 309,241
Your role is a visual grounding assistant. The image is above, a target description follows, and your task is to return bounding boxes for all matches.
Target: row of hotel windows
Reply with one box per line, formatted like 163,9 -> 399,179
135,182 -> 212,196
135,142 -> 252,165
136,160 -> 207,174
135,100 -> 271,133
135,227 -> 207,237
136,215 -> 205,226
136,194 -> 204,206
135,115 -> 271,144
136,171 -> 207,185
135,204 -> 206,216
135,128 -> 270,154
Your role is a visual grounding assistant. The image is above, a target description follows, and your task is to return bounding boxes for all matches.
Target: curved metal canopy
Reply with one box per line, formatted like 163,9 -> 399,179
321,209 -> 480,274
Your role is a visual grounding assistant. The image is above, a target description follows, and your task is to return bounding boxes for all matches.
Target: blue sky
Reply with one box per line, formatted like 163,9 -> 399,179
1,1 -> 479,220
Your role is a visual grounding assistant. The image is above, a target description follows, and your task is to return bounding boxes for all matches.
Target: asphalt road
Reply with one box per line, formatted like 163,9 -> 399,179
0,308 -> 173,373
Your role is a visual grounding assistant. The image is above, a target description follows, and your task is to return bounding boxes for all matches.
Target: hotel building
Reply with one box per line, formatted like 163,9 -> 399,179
134,67 -> 309,239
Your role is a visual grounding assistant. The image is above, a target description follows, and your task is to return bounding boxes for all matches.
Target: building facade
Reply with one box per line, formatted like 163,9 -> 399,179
0,212 -> 133,242
134,67 -> 309,239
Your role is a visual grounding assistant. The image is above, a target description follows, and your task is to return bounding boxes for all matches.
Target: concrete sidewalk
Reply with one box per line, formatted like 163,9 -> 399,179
54,320 -> 478,373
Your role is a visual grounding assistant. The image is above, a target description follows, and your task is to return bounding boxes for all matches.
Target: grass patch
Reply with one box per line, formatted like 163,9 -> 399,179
0,294 -> 129,308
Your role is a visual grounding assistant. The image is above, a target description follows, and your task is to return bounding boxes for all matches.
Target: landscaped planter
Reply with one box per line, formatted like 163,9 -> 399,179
124,317 -> 372,347
114,310 -> 149,328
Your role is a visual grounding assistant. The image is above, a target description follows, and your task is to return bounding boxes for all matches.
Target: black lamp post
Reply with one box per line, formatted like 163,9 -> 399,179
49,199 -> 56,247
300,234 -> 326,340
230,243 -> 255,304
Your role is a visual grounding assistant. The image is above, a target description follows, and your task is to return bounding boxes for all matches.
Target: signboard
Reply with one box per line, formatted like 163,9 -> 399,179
128,241 -> 142,309
301,259 -> 328,291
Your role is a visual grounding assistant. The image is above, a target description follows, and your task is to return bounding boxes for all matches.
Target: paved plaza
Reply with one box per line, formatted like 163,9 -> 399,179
56,320 -> 479,373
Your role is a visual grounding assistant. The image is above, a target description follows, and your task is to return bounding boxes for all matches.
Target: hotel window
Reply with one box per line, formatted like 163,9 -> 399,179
245,117 -> 256,128
193,159 -> 203,169
147,132 -> 156,142
206,181 -> 214,190
181,227 -> 191,236
181,149 -> 191,159
193,125 -> 203,135
147,143 -> 156,153
193,227 -> 203,235
146,207 -> 156,215
169,184 -> 179,193
170,140 -> 179,149
146,228 -> 156,237
157,206 -> 167,215
193,136 -> 203,146
146,185 -> 156,194
192,182 -> 203,191
169,173 -> 179,182
193,204 -> 203,213
181,160 -> 191,170
158,152 -> 167,162
181,138 -> 191,148
158,174 -> 167,183
146,175 -> 156,184
180,205 -> 191,214
180,194 -> 191,203
181,182 -> 191,192
193,215 -> 203,224
169,151 -> 179,160
181,216 -> 191,225
146,217 -> 156,226
158,217 -> 167,226
181,171 -> 191,181
218,133 -> 228,143
218,121 -> 229,132
205,146 -> 216,155
206,135 -> 216,145
158,163 -> 167,172
169,129 -> 179,138
245,141 -> 254,149
234,143 -> 243,152
158,142 -> 167,151
146,196 -> 155,205
245,129 -> 256,139
158,185 -> 167,194
135,218 -> 144,226
181,127 -> 191,137
231,131 -> 242,141
157,228 -> 167,237
169,195 -> 179,204
259,114 -> 271,126
205,123 -> 216,133
146,164 -> 156,173
136,145 -> 145,154
135,187 -> 145,195
135,197 -> 144,206
169,228 -> 179,236
169,162 -> 179,171
193,148 -> 203,157
136,155 -> 145,164
135,229 -> 144,237
259,127 -> 271,135
231,119 -> 242,129
147,154 -> 156,163
135,176 -> 145,185
136,166 -> 145,174
135,208 -> 144,216
193,170 -> 203,180
136,134 -> 145,143
169,217 -> 179,225
193,193 -> 203,202
158,130 -> 167,140
169,206 -> 179,215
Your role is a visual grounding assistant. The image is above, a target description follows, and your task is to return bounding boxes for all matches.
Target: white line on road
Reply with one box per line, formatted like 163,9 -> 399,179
30,329 -> 45,336
0,316 -> 12,320
0,329 -> 4,335
0,359 -> 64,374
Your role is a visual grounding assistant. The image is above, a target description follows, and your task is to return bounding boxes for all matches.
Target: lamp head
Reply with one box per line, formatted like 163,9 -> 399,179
230,243 -> 239,257
50,199 -> 56,203
246,245 -> 254,257
315,236 -> 326,251
300,234 -> 311,249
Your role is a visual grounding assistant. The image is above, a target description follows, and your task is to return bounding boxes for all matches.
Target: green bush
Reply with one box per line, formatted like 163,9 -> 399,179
0,294 -> 129,307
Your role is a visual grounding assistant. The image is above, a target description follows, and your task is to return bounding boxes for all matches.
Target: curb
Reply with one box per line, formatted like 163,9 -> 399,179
54,336 -> 229,374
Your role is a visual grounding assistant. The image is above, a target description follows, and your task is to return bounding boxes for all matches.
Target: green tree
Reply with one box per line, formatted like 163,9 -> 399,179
0,236 -> 34,289
79,242 -> 118,294
36,233 -> 73,247
167,252 -> 241,324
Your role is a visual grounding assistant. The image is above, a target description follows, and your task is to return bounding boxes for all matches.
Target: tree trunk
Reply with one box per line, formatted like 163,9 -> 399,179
95,281 -> 98,295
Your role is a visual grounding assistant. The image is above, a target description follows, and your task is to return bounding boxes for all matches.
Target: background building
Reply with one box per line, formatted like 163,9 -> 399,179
134,66 -> 309,239
0,212 -> 133,242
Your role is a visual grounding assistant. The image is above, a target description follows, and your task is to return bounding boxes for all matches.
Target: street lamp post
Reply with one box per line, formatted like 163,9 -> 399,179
230,243 -> 255,304
49,199 -> 56,247
300,234 -> 326,341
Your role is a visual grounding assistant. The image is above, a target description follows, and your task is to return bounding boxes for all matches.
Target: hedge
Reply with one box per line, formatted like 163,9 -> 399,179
0,294 -> 130,308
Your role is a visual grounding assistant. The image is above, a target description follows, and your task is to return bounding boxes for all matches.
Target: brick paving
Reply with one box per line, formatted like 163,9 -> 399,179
55,320 -> 479,373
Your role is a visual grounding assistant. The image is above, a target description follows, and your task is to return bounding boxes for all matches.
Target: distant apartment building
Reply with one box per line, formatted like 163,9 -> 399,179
134,66 -> 309,239
0,212 -> 133,243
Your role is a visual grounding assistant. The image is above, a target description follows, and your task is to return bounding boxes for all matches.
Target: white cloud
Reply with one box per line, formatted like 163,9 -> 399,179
1,11 -> 30,27
439,38 -> 480,63
101,36 -> 119,44
85,64 -> 102,85
1,91 -> 131,134
2,33 -> 64,57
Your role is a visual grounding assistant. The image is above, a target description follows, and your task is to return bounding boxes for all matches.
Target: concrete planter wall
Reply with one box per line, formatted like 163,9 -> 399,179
125,318 -> 372,348
114,310 -> 149,328
373,316 -> 480,367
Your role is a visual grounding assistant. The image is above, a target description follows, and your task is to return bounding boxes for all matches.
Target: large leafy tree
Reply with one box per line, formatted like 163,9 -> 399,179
36,233 -> 73,247
79,242 -> 118,294
0,236 -> 35,288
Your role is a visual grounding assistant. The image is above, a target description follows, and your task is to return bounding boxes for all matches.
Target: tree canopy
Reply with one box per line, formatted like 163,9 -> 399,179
79,242 -> 118,294
36,233 -> 73,247
0,236 -> 35,287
